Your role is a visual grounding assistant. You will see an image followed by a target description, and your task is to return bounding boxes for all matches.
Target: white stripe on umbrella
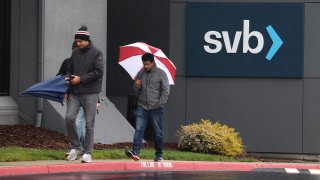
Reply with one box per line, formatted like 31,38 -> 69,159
119,56 -> 175,84
119,55 -> 143,79
124,42 -> 152,53
118,42 -> 176,85
154,51 -> 176,69
155,58 -> 175,85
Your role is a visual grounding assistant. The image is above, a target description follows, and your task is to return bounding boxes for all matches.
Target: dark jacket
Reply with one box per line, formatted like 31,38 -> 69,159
135,65 -> 170,110
57,57 -> 71,76
57,57 -> 72,95
67,42 -> 104,94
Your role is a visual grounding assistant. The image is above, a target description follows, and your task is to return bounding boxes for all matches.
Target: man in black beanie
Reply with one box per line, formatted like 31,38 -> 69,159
65,25 -> 104,163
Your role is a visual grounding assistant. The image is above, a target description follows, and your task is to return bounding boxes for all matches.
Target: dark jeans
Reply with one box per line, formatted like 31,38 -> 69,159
132,106 -> 164,157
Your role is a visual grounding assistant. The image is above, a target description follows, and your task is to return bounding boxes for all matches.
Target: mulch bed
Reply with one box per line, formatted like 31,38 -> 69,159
0,125 -> 178,150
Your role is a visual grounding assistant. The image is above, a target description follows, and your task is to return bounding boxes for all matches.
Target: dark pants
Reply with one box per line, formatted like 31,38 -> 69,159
132,106 -> 164,157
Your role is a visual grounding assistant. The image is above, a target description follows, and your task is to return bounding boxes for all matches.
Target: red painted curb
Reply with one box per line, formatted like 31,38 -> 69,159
48,162 -> 126,173
1,161 -> 320,177
0,165 -> 49,176
255,163 -> 320,169
194,162 -> 256,171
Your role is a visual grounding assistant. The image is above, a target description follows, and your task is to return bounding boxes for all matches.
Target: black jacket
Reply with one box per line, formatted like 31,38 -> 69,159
57,57 -> 71,76
67,42 -> 104,94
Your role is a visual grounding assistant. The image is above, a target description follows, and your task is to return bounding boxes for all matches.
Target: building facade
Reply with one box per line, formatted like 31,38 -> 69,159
1,0 -> 320,154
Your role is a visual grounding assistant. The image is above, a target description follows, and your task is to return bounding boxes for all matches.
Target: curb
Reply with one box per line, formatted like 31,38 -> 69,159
254,168 -> 320,175
1,161 -> 320,176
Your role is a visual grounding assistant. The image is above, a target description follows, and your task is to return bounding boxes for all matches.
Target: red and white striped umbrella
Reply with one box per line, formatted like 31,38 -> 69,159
118,42 -> 176,85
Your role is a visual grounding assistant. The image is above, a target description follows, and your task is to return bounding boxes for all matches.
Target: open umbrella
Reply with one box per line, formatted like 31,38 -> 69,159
118,42 -> 176,85
20,75 -> 68,105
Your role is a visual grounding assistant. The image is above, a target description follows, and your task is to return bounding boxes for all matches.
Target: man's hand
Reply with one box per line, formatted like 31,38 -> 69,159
70,75 -> 81,85
134,79 -> 142,89
64,93 -> 69,102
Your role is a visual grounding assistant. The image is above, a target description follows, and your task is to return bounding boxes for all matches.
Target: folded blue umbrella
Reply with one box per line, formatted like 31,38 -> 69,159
20,75 -> 68,105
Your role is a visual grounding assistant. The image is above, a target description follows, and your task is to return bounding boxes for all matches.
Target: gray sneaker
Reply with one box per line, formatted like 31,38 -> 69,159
154,156 -> 163,162
81,153 -> 92,163
66,149 -> 81,161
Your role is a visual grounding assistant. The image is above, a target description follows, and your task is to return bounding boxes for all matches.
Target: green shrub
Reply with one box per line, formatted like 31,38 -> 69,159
177,119 -> 245,156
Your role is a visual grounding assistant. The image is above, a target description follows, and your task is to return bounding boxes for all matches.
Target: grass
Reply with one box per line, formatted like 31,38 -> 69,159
0,147 -> 65,162
0,147 -> 258,162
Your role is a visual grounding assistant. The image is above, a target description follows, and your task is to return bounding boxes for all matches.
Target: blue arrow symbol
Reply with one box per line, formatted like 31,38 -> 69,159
265,25 -> 283,61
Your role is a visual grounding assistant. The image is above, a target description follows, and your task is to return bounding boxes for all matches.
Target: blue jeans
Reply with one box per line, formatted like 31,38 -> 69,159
76,107 -> 86,147
132,106 -> 164,157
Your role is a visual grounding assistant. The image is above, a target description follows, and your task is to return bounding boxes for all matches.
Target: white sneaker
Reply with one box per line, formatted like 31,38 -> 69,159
81,153 -> 92,163
66,149 -> 81,161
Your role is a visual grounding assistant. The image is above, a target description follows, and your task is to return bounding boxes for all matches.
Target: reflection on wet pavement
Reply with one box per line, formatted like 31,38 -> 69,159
1,171 -> 320,180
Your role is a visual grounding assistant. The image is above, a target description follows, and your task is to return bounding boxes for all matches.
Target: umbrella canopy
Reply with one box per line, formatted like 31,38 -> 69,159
20,75 -> 68,105
118,42 -> 176,85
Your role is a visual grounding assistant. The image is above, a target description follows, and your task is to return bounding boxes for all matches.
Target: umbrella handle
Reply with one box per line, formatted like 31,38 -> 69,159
66,75 -> 75,84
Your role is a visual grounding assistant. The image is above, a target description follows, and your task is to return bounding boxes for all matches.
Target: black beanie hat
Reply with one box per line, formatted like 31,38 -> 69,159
75,25 -> 90,41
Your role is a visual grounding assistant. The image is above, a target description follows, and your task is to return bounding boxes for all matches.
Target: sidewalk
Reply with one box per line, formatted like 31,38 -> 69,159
1,159 -> 320,177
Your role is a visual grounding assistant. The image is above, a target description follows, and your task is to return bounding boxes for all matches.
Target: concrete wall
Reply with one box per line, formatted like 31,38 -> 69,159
10,0 -> 39,124
168,0 -> 320,154
8,0 -> 135,143
303,2 -> 320,154
42,0 -> 107,81
0,97 -> 19,124
40,0 -> 135,143
40,0 -> 108,130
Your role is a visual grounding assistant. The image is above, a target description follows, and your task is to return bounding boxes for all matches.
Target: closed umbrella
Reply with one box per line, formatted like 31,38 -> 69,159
20,75 -> 68,105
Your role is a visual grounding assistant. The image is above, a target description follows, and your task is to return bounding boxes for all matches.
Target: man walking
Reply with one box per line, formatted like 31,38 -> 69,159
57,41 -> 86,156
125,53 -> 170,162
65,25 -> 104,163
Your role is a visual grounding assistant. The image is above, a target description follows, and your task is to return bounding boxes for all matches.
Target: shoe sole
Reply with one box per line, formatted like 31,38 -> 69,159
81,160 -> 92,163
125,149 -> 140,161
64,153 -> 69,160
66,155 -> 77,161
154,157 -> 163,162
131,155 -> 140,161
66,152 -> 80,161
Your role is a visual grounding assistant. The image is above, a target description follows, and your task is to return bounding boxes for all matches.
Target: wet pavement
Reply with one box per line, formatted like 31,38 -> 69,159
1,171 -> 320,180
1,160 -> 320,179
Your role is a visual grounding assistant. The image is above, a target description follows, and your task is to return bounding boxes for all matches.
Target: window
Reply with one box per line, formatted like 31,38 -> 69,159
0,0 -> 10,95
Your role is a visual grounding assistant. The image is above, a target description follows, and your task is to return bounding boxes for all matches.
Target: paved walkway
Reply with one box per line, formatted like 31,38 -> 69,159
1,159 -> 320,177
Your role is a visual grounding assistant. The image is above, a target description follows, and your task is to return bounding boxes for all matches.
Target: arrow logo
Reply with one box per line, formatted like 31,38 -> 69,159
265,25 -> 283,61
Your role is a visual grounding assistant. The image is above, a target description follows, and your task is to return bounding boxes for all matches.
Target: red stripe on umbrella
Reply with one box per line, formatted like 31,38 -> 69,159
118,42 -> 176,85
144,43 -> 159,54
155,56 -> 176,82
119,46 -> 146,62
